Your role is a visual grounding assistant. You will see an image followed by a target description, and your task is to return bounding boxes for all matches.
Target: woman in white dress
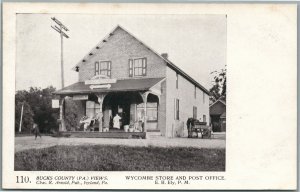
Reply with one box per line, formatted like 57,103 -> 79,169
113,114 -> 121,129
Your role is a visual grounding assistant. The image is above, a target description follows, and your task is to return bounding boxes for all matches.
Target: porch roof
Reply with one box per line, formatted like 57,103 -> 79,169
54,77 -> 165,95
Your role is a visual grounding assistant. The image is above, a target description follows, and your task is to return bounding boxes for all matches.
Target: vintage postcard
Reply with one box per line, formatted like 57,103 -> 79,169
2,3 -> 297,190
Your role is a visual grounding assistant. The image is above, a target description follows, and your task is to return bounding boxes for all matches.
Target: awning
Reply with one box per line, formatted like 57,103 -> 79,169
54,77 -> 165,95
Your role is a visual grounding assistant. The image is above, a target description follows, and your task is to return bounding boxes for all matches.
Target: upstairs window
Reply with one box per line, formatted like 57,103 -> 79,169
203,92 -> 205,103
95,61 -> 111,77
194,86 -> 197,99
129,58 -> 147,77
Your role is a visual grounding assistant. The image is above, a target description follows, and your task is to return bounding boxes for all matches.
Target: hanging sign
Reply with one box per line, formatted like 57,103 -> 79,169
52,99 -> 60,108
73,95 -> 88,100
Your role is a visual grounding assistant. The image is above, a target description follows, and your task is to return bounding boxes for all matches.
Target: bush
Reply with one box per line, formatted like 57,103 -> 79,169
64,98 -> 85,131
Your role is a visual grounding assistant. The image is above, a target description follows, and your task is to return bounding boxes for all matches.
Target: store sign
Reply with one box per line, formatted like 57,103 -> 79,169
85,79 -> 117,85
73,95 -> 88,100
52,99 -> 59,108
85,74 -> 117,85
90,84 -> 111,89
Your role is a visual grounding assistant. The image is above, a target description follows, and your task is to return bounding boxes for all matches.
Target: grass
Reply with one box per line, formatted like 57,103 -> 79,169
15,145 -> 225,171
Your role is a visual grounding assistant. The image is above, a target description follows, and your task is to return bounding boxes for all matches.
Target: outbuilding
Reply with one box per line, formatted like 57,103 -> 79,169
209,99 -> 226,132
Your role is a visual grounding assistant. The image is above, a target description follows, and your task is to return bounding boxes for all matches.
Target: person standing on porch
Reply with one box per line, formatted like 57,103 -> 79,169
113,114 -> 121,129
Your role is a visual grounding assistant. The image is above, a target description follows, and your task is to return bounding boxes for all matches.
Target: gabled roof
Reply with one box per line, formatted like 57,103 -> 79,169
73,25 -> 210,95
54,77 -> 165,95
209,99 -> 226,108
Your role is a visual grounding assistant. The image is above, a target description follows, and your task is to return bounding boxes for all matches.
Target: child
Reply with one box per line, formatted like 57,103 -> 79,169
32,123 -> 41,140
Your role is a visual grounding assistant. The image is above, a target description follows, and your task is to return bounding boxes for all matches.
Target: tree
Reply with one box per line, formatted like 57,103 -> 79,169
15,86 -> 59,133
210,68 -> 226,103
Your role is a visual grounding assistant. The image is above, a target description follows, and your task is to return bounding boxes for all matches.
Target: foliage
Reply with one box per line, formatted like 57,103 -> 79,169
210,68 -> 226,103
15,145 -> 225,171
15,86 -> 59,133
64,98 -> 83,131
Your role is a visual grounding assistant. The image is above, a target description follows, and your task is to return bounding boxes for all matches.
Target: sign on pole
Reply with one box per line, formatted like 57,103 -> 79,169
52,99 -> 60,108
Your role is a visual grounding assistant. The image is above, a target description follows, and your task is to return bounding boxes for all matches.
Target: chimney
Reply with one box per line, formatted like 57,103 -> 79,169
161,53 -> 168,59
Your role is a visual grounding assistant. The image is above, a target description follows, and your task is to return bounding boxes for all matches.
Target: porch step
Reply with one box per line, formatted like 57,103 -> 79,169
60,131 -> 146,139
146,131 -> 162,138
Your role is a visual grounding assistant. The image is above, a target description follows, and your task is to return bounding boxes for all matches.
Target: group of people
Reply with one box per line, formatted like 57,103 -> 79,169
30,113 -> 140,138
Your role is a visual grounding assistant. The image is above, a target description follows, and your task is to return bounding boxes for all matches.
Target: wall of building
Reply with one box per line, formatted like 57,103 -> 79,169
157,80 -> 166,136
165,67 -> 209,138
78,27 -> 166,82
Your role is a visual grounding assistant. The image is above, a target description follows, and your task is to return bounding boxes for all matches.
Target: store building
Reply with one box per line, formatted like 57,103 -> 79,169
55,25 -> 210,138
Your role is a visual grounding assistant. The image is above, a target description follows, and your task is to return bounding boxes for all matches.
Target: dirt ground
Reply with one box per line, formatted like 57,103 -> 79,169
15,134 -> 226,152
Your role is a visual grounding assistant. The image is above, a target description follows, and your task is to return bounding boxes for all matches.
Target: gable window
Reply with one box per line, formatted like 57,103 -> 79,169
194,86 -> 197,99
129,58 -> 147,77
203,92 -> 205,103
193,106 -> 197,119
95,61 -> 111,77
176,73 -> 179,89
174,98 -> 179,120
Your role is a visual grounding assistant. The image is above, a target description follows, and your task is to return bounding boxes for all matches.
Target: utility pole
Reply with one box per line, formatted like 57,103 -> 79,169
51,17 -> 69,88
18,103 -> 24,133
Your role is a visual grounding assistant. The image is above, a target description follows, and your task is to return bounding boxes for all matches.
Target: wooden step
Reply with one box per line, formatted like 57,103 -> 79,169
60,131 -> 146,139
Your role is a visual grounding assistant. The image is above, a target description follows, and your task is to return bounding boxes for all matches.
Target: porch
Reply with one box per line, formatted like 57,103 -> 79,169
54,77 -> 165,138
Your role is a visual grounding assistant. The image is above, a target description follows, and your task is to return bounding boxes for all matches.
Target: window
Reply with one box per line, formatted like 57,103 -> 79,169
129,58 -> 147,77
193,106 -> 197,119
86,101 -> 100,118
203,92 -> 205,103
194,86 -> 197,99
175,98 -> 179,120
203,115 -> 206,123
95,61 -> 111,77
136,102 -> 158,121
176,73 -> 178,89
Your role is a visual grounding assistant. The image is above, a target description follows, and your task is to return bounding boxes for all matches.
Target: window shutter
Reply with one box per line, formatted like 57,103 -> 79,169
108,61 -> 111,77
177,99 -> 179,120
142,58 -> 147,76
174,98 -> 176,120
129,59 -> 133,77
95,61 -> 99,75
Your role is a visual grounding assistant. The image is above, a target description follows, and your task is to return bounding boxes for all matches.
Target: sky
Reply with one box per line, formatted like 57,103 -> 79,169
16,14 -> 226,91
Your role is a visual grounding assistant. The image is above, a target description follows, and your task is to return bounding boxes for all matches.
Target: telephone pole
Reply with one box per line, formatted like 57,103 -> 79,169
18,103 -> 24,133
51,17 -> 69,88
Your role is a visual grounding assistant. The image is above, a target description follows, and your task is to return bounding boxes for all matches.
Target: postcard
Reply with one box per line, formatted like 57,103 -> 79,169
2,3 -> 297,190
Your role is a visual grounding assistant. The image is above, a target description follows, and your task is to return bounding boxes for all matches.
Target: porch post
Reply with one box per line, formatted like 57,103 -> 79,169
141,92 -> 149,133
59,96 -> 66,132
96,93 -> 106,132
